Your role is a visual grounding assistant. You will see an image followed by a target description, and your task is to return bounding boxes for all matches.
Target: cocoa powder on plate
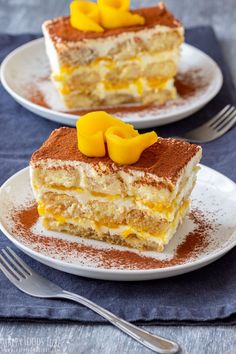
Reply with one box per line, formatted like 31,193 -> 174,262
11,203 -> 213,270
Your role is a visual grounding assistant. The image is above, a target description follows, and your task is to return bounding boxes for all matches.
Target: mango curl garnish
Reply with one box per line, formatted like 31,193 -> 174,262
70,0 -> 145,32
98,0 -> 145,29
70,1 -> 104,32
76,111 -> 158,165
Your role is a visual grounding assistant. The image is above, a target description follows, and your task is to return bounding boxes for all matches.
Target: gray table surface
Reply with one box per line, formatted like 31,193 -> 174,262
0,1 -> 236,353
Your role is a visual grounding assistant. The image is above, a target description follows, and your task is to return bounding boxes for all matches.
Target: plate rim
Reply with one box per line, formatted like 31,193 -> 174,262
0,165 -> 235,276
0,37 -> 223,127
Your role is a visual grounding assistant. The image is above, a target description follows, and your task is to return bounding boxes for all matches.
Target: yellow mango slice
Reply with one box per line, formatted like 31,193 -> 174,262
70,1 -> 104,32
76,111 -> 137,157
76,111 -> 158,165
105,126 -> 157,164
99,0 -> 130,11
98,0 -> 145,28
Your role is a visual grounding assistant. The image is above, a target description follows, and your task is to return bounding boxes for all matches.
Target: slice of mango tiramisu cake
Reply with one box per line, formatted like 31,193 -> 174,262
42,1 -> 184,109
30,112 -> 202,252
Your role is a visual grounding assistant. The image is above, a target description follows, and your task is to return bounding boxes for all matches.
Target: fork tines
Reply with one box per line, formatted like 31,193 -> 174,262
208,105 -> 236,132
0,247 -> 32,282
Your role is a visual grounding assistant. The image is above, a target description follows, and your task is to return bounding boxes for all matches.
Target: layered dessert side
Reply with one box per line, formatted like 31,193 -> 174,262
30,112 -> 202,252
42,1 -> 184,109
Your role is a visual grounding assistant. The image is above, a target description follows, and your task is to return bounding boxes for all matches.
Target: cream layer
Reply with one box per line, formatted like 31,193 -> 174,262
52,49 -> 179,98
33,170 -> 196,222
30,151 -> 201,205
43,23 -> 183,73
52,49 -> 180,79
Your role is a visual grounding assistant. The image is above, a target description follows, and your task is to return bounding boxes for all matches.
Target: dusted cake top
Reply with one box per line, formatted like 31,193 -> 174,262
31,127 -> 201,183
44,3 -> 182,43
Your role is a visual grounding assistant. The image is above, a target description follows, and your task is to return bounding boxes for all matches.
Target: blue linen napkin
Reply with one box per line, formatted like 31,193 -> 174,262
0,26 -> 236,324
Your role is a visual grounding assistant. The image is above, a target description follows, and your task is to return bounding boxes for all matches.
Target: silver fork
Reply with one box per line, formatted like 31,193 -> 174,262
0,247 -> 179,354
174,105 -> 236,143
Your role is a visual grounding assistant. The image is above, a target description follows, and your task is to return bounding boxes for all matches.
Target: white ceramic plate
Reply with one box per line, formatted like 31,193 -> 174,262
0,38 -> 223,129
0,165 -> 235,281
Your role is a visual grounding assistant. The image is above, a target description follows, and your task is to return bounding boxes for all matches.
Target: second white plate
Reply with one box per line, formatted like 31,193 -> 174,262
1,38 -> 223,128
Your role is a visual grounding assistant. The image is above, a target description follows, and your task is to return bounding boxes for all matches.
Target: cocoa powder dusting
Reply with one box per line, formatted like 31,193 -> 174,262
46,4 -> 181,43
25,84 -> 49,108
11,203 -> 213,270
31,127 -> 200,184
175,70 -> 207,99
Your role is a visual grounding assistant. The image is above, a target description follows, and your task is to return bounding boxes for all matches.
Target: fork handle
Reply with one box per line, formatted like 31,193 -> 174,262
57,290 -> 179,354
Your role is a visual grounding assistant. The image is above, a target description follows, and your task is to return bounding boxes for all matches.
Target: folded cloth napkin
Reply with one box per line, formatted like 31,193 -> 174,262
0,26 -> 236,324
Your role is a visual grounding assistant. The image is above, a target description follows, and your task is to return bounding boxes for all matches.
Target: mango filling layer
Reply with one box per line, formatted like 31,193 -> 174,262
38,200 -> 189,242
35,184 -> 179,214
55,54 -> 175,76
57,77 -> 171,96
52,55 -> 175,96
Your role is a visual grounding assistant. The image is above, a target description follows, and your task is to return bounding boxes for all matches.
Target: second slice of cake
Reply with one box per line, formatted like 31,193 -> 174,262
42,2 -> 184,109
30,122 -> 201,251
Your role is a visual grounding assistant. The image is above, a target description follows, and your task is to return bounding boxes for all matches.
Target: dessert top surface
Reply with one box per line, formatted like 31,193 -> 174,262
31,127 -> 201,183
43,3 -> 182,43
